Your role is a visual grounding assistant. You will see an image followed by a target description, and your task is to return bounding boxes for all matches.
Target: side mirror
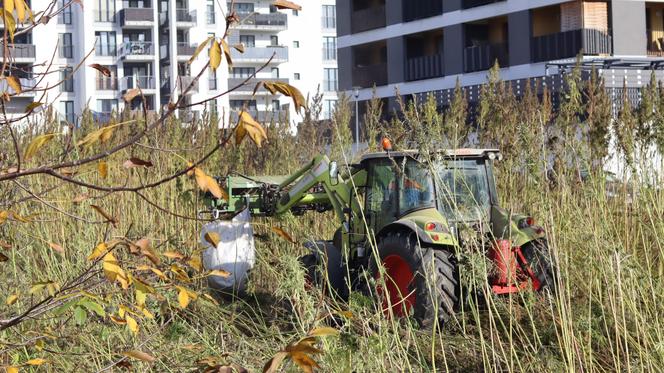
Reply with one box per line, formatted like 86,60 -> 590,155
329,161 -> 339,185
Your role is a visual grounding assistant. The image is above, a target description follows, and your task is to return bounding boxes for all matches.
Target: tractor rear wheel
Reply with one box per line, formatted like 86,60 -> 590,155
370,231 -> 458,329
519,240 -> 556,293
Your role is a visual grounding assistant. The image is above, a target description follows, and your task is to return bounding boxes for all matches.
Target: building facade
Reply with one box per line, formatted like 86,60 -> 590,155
227,0 -> 338,123
337,0 -> 664,123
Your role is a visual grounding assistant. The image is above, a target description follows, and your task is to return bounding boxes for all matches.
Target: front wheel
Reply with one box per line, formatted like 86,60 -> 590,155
369,231 -> 459,329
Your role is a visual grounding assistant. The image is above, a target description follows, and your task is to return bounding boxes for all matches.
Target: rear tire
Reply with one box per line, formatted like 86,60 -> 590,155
301,241 -> 347,299
519,240 -> 556,293
369,231 -> 459,329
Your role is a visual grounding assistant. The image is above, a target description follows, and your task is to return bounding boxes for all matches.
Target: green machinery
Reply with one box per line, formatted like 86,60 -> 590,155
209,148 -> 555,327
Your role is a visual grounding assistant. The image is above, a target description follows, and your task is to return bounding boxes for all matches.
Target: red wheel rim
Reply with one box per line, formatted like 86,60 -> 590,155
376,254 -> 416,318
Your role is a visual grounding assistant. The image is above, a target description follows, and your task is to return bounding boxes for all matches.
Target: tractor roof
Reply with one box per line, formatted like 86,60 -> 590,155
360,148 -> 501,161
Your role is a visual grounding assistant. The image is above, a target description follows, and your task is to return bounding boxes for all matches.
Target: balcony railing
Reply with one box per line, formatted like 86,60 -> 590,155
176,9 -> 196,23
532,28 -> 612,62
0,44 -> 36,59
96,77 -> 118,90
119,8 -> 154,26
236,12 -> 287,28
406,53 -> 444,81
403,0 -> 442,22
462,0 -> 504,9
229,110 -> 289,123
95,45 -> 117,57
117,41 -> 154,58
231,46 -> 288,61
120,75 -> 156,91
93,9 -> 116,22
0,77 -> 35,95
352,63 -> 388,88
463,42 -> 509,73
647,28 -> 664,56
351,5 -> 385,33
176,42 -> 197,56
227,77 -> 289,92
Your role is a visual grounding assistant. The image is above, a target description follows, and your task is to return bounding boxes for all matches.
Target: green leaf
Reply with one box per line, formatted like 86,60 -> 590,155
73,305 -> 87,325
79,300 -> 106,317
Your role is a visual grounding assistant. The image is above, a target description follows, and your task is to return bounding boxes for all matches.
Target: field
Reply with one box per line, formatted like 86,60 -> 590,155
2,73 -> 664,372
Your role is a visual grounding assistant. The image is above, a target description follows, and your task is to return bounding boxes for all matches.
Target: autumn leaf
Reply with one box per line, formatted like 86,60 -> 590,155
123,157 -> 153,168
25,358 -> 47,366
6,366 -> 18,373
263,351 -> 288,373
132,238 -> 159,265
176,286 -> 191,309
204,232 -> 220,247
0,252 -> 8,262
272,0 -> 302,11
193,167 -> 227,200
208,269 -> 231,278
0,240 -> 11,249
72,194 -> 89,203
6,292 -> 19,305
1,9 -> 16,41
125,314 -> 138,335
209,39 -> 221,70
90,63 -> 111,77
187,255 -> 202,272
220,39 -> 232,66
264,81 -> 305,113
123,349 -> 156,362
91,205 -> 118,227
24,133 -> 57,159
307,326 -> 339,337
103,252 -> 130,289
4,0 -> 15,15
88,242 -> 107,261
0,210 -> 7,224
48,242 -> 64,254
232,43 -> 245,53
98,161 -> 108,179
123,88 -> 141,102
24,101 -> 42,113
77,122 -> 124,150
271,227 -> 295,243
189,35 -> 214,64
15,0 -> 27,22
5,75 -> 22,94
163,251 -> 185,260
236,111 -> 268,147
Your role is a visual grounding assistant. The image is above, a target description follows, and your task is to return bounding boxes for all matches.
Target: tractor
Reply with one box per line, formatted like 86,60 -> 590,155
206,145 -> 555,328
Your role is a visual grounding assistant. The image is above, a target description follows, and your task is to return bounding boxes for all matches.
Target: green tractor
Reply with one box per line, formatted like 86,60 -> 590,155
208,146 -> 555,327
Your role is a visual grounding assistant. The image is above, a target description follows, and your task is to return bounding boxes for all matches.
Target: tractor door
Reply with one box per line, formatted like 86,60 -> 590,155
365,159 -> 398,236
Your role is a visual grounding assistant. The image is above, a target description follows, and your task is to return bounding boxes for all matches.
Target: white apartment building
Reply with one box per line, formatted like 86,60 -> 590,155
227,0 -> 338,123
4,0 -> 230,124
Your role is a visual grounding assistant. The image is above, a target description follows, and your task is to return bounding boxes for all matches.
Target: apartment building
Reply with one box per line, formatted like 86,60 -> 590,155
227,0 -> 338,122
337,0 -> 664,122
2,0 -> 228,124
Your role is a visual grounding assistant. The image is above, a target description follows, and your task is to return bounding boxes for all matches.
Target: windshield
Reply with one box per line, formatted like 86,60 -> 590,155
434,159 -> 491,221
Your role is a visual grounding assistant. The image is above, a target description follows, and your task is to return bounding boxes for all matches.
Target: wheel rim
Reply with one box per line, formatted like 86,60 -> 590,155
376,254 -> 416,318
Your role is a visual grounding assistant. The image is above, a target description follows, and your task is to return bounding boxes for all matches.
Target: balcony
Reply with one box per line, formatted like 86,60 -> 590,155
352,63 -> 387,88
462,0 -> 504,9
119,8 -> 154,27
351,5 -> 385,33
93,9 -> 116,23
532,29 -> 612,63
235,12 -> 288,30
119,75 -> 156,91
176,76 -> 199,94
117,41 -> 154,60
230,46 -> 288,63
177,42 -> 197,57
463,42 -> 509,73
96,77 -> 118,91
230,110 -> 288,123
176,8 -> 197,26
227,77 -> 290,94
403,0 -> 442,22
0,44 -> 36,60
0,77 -> 36,96
406,54 -> 444,81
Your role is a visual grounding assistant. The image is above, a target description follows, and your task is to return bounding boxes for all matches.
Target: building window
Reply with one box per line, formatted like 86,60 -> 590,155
62,100 -> 75,123
292,9 -> 298,16
294,73 -> 300,80
95,31 -> 116,56
59,33 -> 73,59
97,99 -> 118,113
61,67 -> 74,92
58,0 -> 72,24
322,5 -> 336,29
322,37 -> 336,60
232,2 -> 254,13
94,0 -> 116,22
240,35 -> 255,47
209,71 -> 217,90
270,35 -> 279,46
206,0 -> 215,24
271,100 -> 280,110
293,41 -> 299,48
323,99 -> 337,120
269,4 -> 277,13
323,68 -> 337,91
231,67 -> 255,78
96,65 -> 117,90
271,68 -> 279,78
230,99 -> 257,110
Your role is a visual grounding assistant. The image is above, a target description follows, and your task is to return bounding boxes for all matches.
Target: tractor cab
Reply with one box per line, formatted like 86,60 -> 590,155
359,149 -> 502,237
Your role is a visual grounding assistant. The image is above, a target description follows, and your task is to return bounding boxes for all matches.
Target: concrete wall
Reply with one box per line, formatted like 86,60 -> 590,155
338,47 -> 353,91
508,10 -> 531,66
387,36 -> 404,84
443,24 -> 464,75
337,0 -> 351,36
611,0 -> 647,56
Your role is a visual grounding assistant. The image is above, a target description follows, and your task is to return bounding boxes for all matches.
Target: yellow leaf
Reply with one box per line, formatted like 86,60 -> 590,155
76,122 -> 124,150
48,242 -> 64,254
88,242 -> 107,261
193,168 -> 227,200
24,101 -> 42,113
25,358 -> 47,366
15,0 -> 26,22
4,0 -> 14,15
220,39 -> 232,66
0,210 -> 8,224
91,205 -> 118,227
1,9 -> 16,41
103,252 -> 130,289
187,255 -> 202,272
6,366 -> 19,373
176,286 -> 190,309
123,349 -> 155,362
6,292 -> 18,305
272,0 -> 302,11
232,43 -> 245,53
204,232 -> 220,247
125,314 -> 138,335
24,133 -> 57,160
97,161 -> 108,179
209,39 -> 221,71
163,251 -> 185,260
5,75 -> 21,94
271,227 -> 295,243
236,111 -> 268,147
290,351 -> 320,373
150,267 -> 167,281
208,269 -> 231,278
307,326 -> 339,337
267,82 -> 305,113
109,314 -> 126,325
189,35 -> 214,64
9,211 -> 29,223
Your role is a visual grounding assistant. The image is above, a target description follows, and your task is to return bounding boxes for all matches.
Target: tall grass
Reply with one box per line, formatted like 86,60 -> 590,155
1,68 -> 663,372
